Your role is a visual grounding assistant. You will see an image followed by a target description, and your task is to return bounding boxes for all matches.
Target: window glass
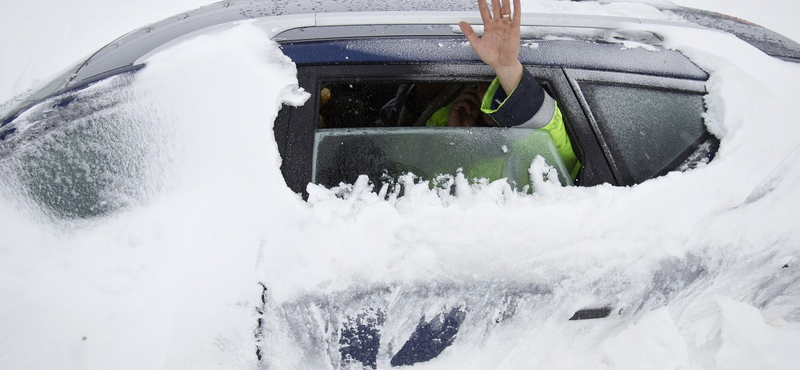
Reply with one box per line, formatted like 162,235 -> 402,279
313,127 -> 573,190
0,73 -> 159,219
579,82 -> 706,183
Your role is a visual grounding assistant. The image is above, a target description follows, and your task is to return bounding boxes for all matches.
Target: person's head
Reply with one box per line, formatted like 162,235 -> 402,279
448,83 -> 495,127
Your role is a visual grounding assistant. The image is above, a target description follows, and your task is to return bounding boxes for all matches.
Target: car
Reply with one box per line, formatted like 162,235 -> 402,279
4,1 -> 800,211
1,0 -> 799,368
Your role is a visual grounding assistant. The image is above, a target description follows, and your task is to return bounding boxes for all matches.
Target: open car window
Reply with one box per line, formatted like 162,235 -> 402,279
319,82 -> 487,129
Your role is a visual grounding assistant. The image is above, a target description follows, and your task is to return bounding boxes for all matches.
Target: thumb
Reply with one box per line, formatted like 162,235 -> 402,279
459,21 -> 480,45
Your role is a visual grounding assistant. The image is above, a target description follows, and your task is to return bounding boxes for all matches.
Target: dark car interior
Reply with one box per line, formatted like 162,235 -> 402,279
319,82 -> 479,128
318,79 -> 566,130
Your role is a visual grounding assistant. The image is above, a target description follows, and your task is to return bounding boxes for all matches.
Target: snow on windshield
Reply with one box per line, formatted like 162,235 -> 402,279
2,2 -> 800,370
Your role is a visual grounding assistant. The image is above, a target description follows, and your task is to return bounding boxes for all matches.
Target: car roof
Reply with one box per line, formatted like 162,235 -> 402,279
279,36 -> 708,81
2,0 -> 799,126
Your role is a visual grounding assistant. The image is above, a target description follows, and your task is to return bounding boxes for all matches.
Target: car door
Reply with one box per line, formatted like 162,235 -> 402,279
275,62 -> 602,194
274,35 -> 715,194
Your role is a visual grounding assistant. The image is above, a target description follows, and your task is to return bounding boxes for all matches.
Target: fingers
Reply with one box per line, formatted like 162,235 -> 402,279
459,21 -> 479,45
457,87 -> 481,105
448,100 -> 478,127
473,0 -> 514,23
456,88 -> 481,112
453,100 -> 477,116
514,0 -> 521,23
477,84 -> 489,98
501,0 -> 511,19
491,0 -> 502,20
477,0 -> 491,24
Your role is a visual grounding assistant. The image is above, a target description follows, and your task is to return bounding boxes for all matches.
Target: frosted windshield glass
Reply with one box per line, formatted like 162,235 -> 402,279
313,127 -> 572,189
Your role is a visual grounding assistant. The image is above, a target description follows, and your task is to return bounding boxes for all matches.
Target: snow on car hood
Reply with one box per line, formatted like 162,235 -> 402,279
2,10 -> 800,370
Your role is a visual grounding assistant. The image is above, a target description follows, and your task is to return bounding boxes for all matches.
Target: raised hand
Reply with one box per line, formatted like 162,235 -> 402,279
459,0 -> 523,95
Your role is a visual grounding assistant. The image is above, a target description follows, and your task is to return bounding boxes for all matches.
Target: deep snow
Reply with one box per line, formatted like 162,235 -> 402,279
1,1 -> 800,369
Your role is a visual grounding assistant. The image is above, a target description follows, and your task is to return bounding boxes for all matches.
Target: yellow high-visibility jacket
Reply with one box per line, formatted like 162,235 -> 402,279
427,68 -> 580,180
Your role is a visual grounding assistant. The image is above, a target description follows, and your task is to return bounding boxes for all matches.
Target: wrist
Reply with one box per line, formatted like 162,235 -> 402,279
492,61 -> 523,95
492,61 -> 522,74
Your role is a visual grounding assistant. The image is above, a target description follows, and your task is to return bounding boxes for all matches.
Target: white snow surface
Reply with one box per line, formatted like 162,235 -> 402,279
1,1 -> 800,369
0,0 -> 214,105
669,0 -> 800,43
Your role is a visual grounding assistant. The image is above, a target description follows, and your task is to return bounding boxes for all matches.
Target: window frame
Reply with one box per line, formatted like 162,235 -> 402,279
275,63 -> 611,195
275,63 -> 712,195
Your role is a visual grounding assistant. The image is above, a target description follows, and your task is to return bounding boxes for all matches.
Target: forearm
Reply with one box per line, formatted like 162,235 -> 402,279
492,61 -> 524,95
480,67 -> 550,128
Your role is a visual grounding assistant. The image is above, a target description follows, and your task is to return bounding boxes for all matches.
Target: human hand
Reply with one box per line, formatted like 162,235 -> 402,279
460,0 -> 523,95
447,86 -> 481,127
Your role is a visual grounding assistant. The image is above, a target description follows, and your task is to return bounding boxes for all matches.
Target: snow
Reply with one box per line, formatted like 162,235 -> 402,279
2,0 -> 800,369
0,0 -> 214,105
599,309 -> 692,370
669,0 -> 800,43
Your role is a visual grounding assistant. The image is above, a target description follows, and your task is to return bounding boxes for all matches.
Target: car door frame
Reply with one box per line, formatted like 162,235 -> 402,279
274,62 -> 618,195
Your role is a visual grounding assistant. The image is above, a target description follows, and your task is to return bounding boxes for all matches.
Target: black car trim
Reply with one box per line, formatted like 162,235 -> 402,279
553,68 -> 616,187
564,69 -> 707,93
565,73 -> 625,185
654,132 -> 720,179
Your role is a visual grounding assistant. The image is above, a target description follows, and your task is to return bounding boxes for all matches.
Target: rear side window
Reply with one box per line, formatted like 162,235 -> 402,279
579,82 -> 708,184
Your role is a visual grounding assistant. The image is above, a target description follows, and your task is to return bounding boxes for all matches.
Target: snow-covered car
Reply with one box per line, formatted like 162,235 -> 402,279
2,1 -> 799,215
1,1 -> 800,369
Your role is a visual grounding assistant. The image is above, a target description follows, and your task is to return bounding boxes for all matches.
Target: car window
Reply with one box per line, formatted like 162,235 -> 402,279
276,65 -> 582,195
0,73 -> 158,219
312,81 -> 573,189
313,127 -> 573,190
319,82 -> 485,129
578,82 -> 708,184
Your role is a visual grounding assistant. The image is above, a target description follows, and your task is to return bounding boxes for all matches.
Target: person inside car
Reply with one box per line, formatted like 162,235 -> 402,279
325,0 -> 580,181
430,0 -> 580,179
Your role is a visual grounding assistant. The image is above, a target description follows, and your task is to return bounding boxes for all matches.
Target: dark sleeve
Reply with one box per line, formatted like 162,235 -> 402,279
480,68 -> 556,129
